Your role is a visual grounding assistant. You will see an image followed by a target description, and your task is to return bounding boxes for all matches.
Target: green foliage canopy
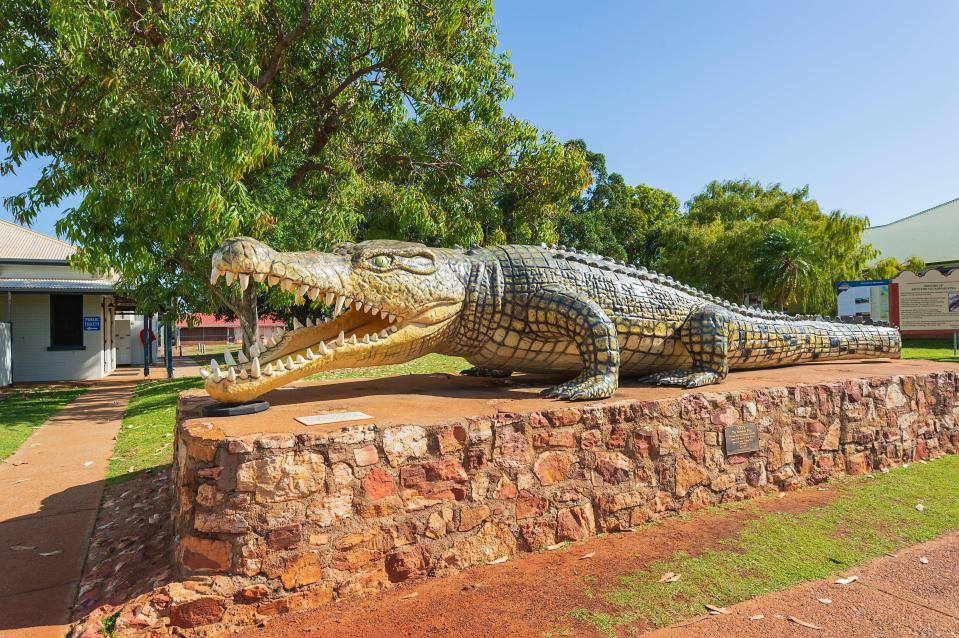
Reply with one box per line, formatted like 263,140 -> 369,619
657,180 -> 878,313
557,140 -> 679,265
0,0 -> 587,334
862,255 -> 926,281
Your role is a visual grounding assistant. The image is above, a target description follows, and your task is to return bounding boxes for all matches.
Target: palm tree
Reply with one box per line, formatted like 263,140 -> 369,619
752,223 -> 827,311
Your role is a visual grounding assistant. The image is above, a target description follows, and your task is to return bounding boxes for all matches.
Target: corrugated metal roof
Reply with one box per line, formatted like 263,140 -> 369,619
177,313 -> 285,328
0,220 -> 77,261
863,197 -> 959,265
0,278 -> 116,293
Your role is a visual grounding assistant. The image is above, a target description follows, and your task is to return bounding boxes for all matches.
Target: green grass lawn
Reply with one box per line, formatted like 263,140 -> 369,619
565,456 -> 959,636
0,386 -> 87,459
901,338 -> 959,363
306,353 -> 468,380
185,343 -> 242,367
107,377 -> 202,484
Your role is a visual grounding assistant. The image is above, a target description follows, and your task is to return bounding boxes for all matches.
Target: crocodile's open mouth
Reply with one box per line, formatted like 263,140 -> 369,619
201,258 -> 461,403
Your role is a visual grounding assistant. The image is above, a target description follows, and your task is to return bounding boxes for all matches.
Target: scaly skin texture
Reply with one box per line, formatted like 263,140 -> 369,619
204,238 -> 902,402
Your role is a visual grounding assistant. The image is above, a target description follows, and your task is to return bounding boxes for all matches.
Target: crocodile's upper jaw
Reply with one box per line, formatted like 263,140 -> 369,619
201,239 -> 465,404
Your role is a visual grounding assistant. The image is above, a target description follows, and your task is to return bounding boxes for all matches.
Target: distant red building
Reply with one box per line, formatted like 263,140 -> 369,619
176,314 -> 285,344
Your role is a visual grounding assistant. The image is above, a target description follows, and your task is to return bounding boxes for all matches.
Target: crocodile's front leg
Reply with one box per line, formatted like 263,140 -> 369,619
527,285 -> 620,400
641,305 -> 731,388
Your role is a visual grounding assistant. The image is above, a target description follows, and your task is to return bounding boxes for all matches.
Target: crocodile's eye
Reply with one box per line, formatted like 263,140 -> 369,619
372,255 -> 391,268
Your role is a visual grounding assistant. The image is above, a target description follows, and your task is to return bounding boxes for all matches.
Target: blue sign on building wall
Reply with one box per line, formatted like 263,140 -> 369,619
83,316 -> 101,331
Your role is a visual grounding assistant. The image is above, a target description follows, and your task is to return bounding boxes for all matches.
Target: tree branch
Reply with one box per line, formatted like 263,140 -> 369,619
285,53 -> 399,187
255,0 -> 313,90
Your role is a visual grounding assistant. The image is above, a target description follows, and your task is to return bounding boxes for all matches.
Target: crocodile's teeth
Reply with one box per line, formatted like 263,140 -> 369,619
199,368 -> 210,379
298,283 -> 310,298
268,274 -> 280,286
210,270 -> 222,285
388,325 -> 398,334
249,343 -> 260,357
380,309 -> 389,319
239,273 -> 250,289
363,303 -> 373,314
295,354 -> 306,364
285,356 -> 295,368
239,369 -> 248,380
211,360 -> 221,374
334,295 -> 346,315
348,334 -> 357,345
227,367 -> 237,382
318,342 -> 330,355
388,314 -> 397,323
282,278 -> 296,292
370,333 -> 379,342
276,358 -> 286,371
293,318 -> 304,330
251,357 -> 261,378
306,317 -> 314,327
263,362 -> 273,375
344,297 -> 354,310
253,272 -> 266,283
223,349 -> 236,367
224,271 -> 236,286
336,331 -> 345,347
237,350 -> 248,364
294,289 -> 304,303
378,329 -> 389,338
354,300 -> 363,312
325,292 -> 335,306
362,334 -> 370,344
305,348 -> 316,360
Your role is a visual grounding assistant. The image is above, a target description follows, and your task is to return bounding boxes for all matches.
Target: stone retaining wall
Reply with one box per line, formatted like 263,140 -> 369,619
169,372 -> 959,628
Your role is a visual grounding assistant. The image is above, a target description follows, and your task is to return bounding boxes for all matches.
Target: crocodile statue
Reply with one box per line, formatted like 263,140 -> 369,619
202,237 -> 901,403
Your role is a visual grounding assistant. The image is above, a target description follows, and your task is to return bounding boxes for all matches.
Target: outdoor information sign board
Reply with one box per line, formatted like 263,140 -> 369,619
835,279 -> 889,321
890,270 -> 959,334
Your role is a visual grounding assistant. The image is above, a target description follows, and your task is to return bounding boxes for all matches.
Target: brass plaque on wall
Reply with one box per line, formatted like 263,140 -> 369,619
724,423 -> 760,455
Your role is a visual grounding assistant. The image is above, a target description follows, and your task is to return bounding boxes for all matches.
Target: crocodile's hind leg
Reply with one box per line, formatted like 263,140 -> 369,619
527,285 -> 620,400
641,306 -> 731,388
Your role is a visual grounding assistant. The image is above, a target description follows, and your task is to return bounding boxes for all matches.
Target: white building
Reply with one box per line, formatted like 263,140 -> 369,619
0,220 -> 154,384
863,197 -> 959,269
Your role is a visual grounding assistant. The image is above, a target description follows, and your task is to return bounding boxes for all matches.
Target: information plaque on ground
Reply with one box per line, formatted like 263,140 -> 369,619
724,423 -> 760,455
294,411 -> 373,426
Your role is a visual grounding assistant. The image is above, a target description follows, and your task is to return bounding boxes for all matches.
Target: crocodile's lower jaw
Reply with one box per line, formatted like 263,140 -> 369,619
202,302 -> 462,403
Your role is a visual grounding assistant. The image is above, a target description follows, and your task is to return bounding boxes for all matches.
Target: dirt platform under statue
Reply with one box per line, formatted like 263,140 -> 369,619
100,358 -> 959,634
184,358 -> 956,435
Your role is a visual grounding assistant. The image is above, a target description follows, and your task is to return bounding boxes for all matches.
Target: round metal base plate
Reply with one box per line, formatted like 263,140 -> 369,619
202,400 -> 270,417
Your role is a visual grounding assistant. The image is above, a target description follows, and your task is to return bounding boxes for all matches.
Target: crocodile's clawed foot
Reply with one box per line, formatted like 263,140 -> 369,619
461,367 -> 513,378
542,375 -> 617,400
639,369 -> 725,388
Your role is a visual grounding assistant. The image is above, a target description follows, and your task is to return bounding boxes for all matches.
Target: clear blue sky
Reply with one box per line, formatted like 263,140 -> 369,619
4,0 -> 958,238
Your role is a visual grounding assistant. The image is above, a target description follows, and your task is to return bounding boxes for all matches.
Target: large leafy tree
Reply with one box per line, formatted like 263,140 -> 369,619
657,180 -> 877,314
0,0 -> 586,344
557,140 -> 679,265
862,255 -> 925,280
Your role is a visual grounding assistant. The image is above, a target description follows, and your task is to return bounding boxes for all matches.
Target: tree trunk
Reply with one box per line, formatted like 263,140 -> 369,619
238,284 -> 260,356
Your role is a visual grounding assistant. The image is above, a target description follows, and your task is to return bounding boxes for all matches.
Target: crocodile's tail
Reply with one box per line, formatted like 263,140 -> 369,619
733,317 -> 901,370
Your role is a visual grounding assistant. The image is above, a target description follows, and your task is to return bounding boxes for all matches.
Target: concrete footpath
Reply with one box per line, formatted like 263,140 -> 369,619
650,530 -> 959,637
0,382 -> 133,638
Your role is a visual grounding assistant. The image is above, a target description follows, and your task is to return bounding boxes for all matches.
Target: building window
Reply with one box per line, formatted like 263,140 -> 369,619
50,294 -> 84,349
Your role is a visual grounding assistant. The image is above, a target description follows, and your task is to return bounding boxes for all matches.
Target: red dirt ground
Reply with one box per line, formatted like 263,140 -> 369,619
225,485 -> 840,638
